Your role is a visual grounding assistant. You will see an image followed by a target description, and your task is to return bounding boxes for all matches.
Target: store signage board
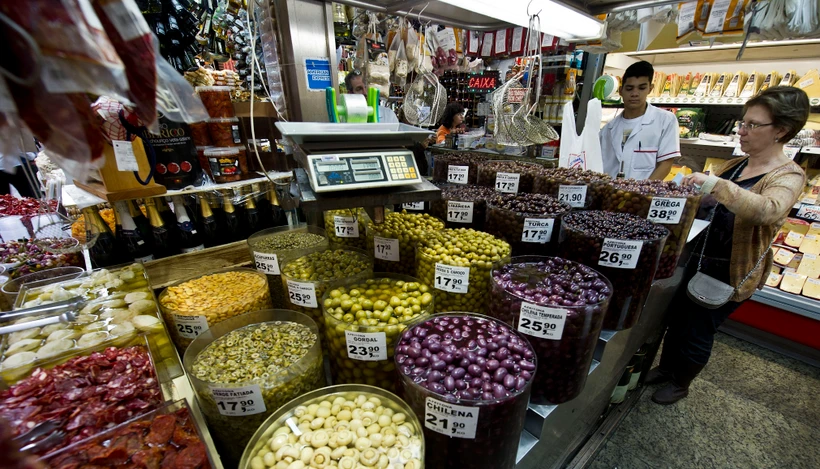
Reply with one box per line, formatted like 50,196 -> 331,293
304,57 -> 332,91
467,73 -> 498,93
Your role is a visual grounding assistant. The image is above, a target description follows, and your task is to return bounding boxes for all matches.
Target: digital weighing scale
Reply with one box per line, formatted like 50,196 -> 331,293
276,122 -> 433,194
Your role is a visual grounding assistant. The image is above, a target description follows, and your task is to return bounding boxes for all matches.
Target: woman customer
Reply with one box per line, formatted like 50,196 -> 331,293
435,102 -> 465,144
648,86 -> 809,405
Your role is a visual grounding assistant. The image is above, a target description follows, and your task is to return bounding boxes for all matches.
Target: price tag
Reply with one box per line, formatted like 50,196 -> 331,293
403,202 -> 425,211
333,216 -> 359,238
521,218 -> 554,244
424,397 -> 478,439
448,165 -> 469,184
345,331 -> 387,361
558,185 -> 587,208
796,204 -> 820,222
253,252 -> 280,275
518,302 -> 567,340
286,280 -> 317,308
434,263 -> 469,293
447,201 -> 474,223
113,140 -> 139,172
495,172 -> 520,193
173,314 -> 209,340
374,236 -> 400,262
599,239 -> 643,269
209,384 -> 267,416
647,197 -> 686,224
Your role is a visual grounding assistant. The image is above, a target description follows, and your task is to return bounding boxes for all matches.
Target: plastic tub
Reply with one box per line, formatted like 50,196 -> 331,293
1,266 -> 84,307
280,248 -> 373,339
190,121 -> 212,146
485,193 -> 572,256
204,147 -> 243,183
184,309 -> 325,465
158,268 -> 272,350
532,167 -> 612,209
196,145 -> 214,178
322,274 -> 434,392
240,384 -> 424,469
416,229 -> 511,314
428,183 -> 496,230
431,152 -> 490,184
557,211 -> 668,330
599,180 -> 702,279
476,160 -> 540,194
247,224 -> 328,308
366,211 -> 444,277
395,313 -> 535,469
323,207 -> 372,250
196,85 -> 235,118
489,256 -> 613,404
208,117 -> 242,147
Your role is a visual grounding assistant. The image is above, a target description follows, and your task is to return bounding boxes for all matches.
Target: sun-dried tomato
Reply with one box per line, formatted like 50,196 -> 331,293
145,414 -> 175,446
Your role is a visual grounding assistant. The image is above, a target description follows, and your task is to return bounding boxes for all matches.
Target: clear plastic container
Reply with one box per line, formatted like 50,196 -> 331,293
366,212 -> 444,277
431,151 -> 490,184
190,121 -> 212,146
323,207 -> 372,250
1,266 -> 84,307
208,117 -> 242,147
158,267 -> 272,350
489,256 -> 613,404
531,167 -> 612,210
484,195 -> 572,256
396,313 -> 535,469
204,147 -> 243,183
183,309 -> 325,466
428,183 -> 496,230
322,274 -> 434,392
557,211 -> 668,330
196,85 -> 235,118
247,224 -> 329,308
476,160 -> 540,194
239,384 -> 424,469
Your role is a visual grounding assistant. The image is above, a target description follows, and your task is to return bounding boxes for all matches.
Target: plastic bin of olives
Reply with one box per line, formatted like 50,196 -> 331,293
532,167 -> 612,210
396,313 -> 535,469
247,224 -> 329,308
159,268 -> 272,350
240,384 -> 424,469
416,229 -> 511,314
324,207 -> 390,251
489,256 -> 613,404
476,160 -> 540,195
485,193 -> 572,256
557,211 -> 668,330
322,274 -> 434,392
432,151 -> 489,185
366,211 -> 444,277
599,179 -> 702,279
184,309 -> 325,466
280,248 -> 373,339
429,183 -> 496,231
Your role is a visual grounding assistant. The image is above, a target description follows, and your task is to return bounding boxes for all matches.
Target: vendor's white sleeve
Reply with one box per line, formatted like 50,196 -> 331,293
657,113 -> 681,162
379,106 -> 400,124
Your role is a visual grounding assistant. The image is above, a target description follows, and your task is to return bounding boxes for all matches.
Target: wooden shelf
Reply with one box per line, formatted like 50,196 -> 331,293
625,39 -> 820,66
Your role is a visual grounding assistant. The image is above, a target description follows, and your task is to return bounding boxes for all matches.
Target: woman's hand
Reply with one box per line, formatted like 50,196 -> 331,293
683,172 -> 709,188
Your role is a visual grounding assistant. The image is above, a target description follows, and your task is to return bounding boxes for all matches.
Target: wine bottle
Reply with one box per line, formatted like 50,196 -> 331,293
114,201 -> 154,262
145,198 -> 179,258
221,190 -> 243,242
267,183 -> 288,227
155,197 -> 178,235
197,194 -> 221,248
127,200 -> 152,242
172,196 -> 205,253
243,187 -> 262,236
254,183 -> 274,230
83,206 -> 120,268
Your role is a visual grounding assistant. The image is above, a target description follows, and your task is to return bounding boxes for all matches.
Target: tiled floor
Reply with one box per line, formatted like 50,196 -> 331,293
589,333 -> 820,469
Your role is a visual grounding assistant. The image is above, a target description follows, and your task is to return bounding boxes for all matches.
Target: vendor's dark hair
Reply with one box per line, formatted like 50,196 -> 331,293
744,86 -> 810,143
344,70 -> 363,92
623,61 -> 654,83
441,102 -> 465,128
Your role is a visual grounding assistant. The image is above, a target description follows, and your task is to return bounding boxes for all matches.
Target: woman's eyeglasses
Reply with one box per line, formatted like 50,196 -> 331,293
738,122 -> 774,131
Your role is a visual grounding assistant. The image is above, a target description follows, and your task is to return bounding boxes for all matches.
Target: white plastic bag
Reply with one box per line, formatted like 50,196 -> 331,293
406,24 -> 420,71
559,99 -> 603,173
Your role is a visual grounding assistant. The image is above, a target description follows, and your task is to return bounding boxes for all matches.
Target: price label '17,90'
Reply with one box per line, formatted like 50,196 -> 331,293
521,218 -> 554,244
286,280 -> 318,308
518,303 -> 567,340
253,252 -> 280,275
558,185 -> 587,208
495,172 -> 520,193
647,197 -> 686,224
173,314 -> 209,340
447,165 -> 469,184
599,239 -> 643,269
345,331 -> 387,361
209,384 -> 267,416
333,216 -> 359,238
424,397 -> 478,439
447,201 -> 474,223
374,236 -> 400,262
434,264 -> 470,293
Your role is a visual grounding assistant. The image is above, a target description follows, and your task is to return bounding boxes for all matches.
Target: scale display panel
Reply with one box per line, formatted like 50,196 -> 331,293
306,150 -> 422,193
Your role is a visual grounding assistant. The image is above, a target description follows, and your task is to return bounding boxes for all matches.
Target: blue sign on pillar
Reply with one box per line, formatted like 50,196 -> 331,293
305,57 -> 332,91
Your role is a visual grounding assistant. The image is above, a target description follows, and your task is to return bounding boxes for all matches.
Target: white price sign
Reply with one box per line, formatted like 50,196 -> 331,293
424,397 -> 478,439
334,216 -> 359,238
599,239 -> 643,269
287,280 -> 317,308
173,314 -> 209,340
113,140 -> 139,172
447,201 -> 474,223
345,331 -> 387,361
374,236 -> 400,262
521,218 -> 554,244
434,263 -> 469,293
495,172 -> 520,193
253,252 -> 280,275
796,204 -> 820,222
448,165 -> 469,184
209,384 -> 267,416
403,202 -> 425,211
558,185 -> 587,208
518,303 -> 567,340
647,197 -> 686,224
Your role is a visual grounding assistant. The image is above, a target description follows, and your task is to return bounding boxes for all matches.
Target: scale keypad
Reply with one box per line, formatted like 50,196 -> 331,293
387,155 -> 416,180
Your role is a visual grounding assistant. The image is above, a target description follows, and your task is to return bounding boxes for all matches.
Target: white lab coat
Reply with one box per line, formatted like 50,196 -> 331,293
379,105 -> 399,124
600,104 -> 680,180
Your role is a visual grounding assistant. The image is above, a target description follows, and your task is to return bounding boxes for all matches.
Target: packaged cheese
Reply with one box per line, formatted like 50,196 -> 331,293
780,271 -> 808,294
704,0 -> 748,37
677,2 -> 699,41
678,72 -> 694,97
695,0 -> 713,32
766,271 -> 783,287
796,69 -> 820,98
662,74 -> 678,97
773,247 -> 796,266
808,223 -> 820,237
803,277 -> 820,299
739,72 -> 762,98
652,71 -> 667,97
785,231 -> 805,248
759,71 -> 781,92
800,234 -> 820,255
788,253 -> 803,270
778,70 -> 798,87
723,71 -> 748,98
710,72 -> 731,97
797,253 -> 820,279
694,73 -> 717,97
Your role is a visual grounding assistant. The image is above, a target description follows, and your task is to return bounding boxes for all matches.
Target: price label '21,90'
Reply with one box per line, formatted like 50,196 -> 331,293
424,397 -> 478,439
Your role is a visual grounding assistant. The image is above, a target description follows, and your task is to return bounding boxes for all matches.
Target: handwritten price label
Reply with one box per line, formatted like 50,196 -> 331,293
113,140 -> 139,172
447,165 -> 469,184
253,252 -> 280,275
286,280 -> 317,308
434,264 -> 469,293
345,331 -> 387,361
518,303 -> 567,340
173,314 -> 208,340
447,201 -> 474,223
558,185 -> 587,208
210,384 -> 267,416
403,202 -> 425,211
796,204 -> 820,222
599,239 -> 643,269
425,397 -> 478,439
647,197 -> 686,224
333,216 -> 359,238
495,172 -> 520,193
374,236 -> 400,262
521,218 -> 554,244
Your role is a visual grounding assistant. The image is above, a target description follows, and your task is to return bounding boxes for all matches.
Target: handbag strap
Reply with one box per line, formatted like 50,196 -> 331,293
696,159 -> 774,291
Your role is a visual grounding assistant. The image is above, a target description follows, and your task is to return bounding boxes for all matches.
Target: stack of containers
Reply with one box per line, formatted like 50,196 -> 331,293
429,183 -> 496,230
257,5 -> 288,117
532,167 -> 613,210
476,160 -> 540,195
366,211 -> 444,276
195,86 -> 247,182
485,192 -> 572,256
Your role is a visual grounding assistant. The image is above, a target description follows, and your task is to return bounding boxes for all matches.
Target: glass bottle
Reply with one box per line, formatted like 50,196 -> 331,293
114,201 -> 154,262
243,187 -> 262,237
82,205 -> 119,268
221,190 -> 243,242
127,200 -> 151,242
610,363 -> 635,404
172,196 -> 205,253
145,198 -> 178,259
197,193 -> 222,248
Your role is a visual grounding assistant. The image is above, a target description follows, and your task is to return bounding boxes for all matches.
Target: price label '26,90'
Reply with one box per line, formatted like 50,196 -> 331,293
599,239 -> 643,269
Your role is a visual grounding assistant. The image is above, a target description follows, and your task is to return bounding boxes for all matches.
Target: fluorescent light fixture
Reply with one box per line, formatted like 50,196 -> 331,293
437,0 -> 604,41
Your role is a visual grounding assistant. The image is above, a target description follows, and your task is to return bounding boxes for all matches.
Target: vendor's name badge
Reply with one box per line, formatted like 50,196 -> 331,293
448,165 -> 469,184
424,397 -> 478,439
287,280 -> 317,308
374,236 -> 400,262
599,239 -> 643,269
209,384 -> 266,416
345,331 -> 387,361
521,218 -> 554,244
495,172 -> 520,193
518,303 -> 567,340
558,185 -> 587,208
173,314 -> 209,340
647,197 -> 686,224
334,216 -> 359,238
253,252 -> 280,275
447,201 -> 474,223
434,263 -> 469,293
